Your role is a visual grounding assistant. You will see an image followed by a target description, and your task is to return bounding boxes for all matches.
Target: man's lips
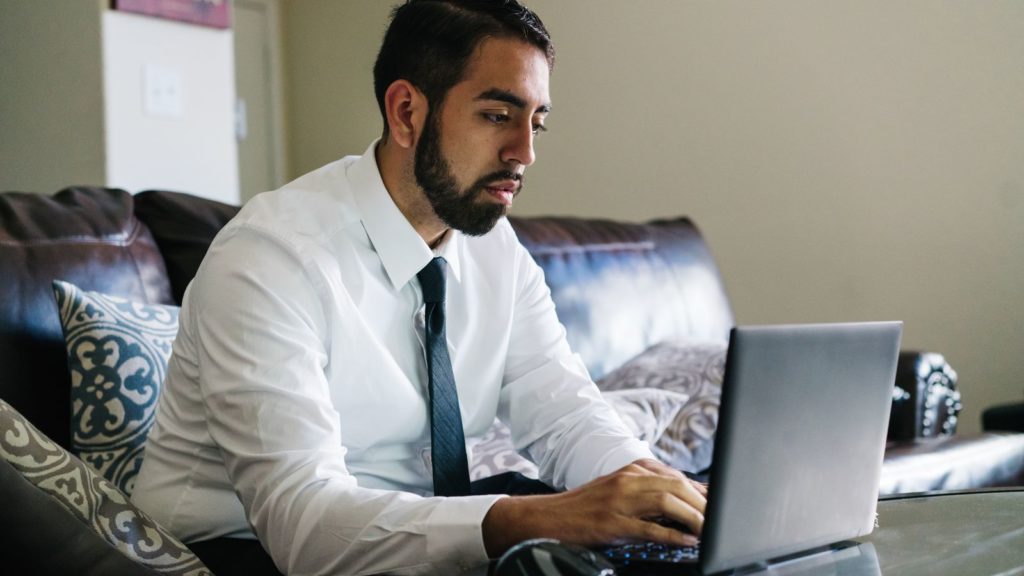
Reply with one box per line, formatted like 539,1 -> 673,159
484,180 -> 519,206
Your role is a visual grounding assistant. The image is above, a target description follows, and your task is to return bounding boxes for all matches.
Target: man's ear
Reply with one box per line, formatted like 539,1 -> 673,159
383,80 -> 428,149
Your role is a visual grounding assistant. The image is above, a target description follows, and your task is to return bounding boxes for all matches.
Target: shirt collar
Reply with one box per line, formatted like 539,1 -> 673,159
349,139 -> 462,291
431,229 -> 463,284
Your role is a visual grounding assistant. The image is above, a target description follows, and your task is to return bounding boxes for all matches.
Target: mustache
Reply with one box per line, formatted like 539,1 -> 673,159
475,170 -> 523,189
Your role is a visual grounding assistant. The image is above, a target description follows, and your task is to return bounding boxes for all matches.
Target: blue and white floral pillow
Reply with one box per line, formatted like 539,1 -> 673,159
52,280 -> 179,496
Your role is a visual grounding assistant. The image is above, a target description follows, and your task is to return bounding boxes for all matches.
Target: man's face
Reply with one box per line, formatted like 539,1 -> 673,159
414,37 -> 551,236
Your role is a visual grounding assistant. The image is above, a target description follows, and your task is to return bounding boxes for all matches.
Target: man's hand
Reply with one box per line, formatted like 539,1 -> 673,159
481,459 -> 707,558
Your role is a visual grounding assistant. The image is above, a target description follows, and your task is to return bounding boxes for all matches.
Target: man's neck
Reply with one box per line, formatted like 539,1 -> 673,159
427,229 -> 450,251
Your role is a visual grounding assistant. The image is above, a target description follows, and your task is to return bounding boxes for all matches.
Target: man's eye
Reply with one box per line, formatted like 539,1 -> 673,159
483,113 -> 510,124
532,124 -> 548,135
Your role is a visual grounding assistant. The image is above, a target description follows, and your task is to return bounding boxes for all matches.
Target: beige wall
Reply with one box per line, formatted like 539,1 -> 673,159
102,10 -> 239,203
281,0 -> 392,176
0,0 -> 106,192
287,1 -> 1024,434
0,2 -> 238,203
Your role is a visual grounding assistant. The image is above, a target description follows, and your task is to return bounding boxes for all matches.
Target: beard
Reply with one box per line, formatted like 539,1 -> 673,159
414,108 -> 521,237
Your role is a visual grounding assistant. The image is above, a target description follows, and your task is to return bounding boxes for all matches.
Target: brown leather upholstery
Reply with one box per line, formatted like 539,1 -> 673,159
881,433 -> 1024,494
134,190 -> 240,305
983,401 -> 1024,433
0,188 -> 172,447
509,216 -> 734,379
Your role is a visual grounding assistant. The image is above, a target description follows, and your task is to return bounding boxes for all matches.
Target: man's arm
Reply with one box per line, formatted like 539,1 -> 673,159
482,459 -> 706,557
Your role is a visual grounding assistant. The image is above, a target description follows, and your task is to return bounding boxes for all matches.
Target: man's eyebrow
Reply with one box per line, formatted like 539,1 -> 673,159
475,88 -> 551,114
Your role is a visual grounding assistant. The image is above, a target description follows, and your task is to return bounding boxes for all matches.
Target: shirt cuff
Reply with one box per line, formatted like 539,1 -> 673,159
425,494 -> 508,572
593,438 -> 657,480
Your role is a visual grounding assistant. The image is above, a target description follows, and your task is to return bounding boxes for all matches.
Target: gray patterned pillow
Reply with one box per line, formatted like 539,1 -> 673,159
469,387 -> 690,481
470,419 -> 541,481
53,280 -> 179,495
596,339 -> 727,473
0,398 -> 211,575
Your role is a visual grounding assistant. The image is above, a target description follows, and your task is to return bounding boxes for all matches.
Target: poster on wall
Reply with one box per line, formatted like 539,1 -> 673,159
111,0 -> 231,29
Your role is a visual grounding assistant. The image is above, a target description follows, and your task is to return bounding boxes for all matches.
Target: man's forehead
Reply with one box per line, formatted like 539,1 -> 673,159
457,37 -> 551,110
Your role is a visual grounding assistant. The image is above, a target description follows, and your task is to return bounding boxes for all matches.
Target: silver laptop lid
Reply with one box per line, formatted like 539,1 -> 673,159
701,322 -> 902,574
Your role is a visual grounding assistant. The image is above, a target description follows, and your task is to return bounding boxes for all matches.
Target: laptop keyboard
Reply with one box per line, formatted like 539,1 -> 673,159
601,541 -> 700,566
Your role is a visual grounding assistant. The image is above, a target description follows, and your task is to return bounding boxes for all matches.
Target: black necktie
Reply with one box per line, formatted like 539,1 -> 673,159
417,257 -> 470,497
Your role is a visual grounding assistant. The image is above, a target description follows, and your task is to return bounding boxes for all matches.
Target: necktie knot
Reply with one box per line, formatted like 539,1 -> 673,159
417,257 -> 447,304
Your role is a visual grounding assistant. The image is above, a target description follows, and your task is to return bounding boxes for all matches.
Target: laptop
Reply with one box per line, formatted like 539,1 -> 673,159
604,321 -> 902,574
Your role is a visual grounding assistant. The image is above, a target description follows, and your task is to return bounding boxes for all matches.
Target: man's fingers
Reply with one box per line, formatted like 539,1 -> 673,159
637,474 -> 707,517
635,491 -> 705,536
622,517 -> 700,548
676,476 -> 707,515
628,459 -> 708,513
693,480 -> 709,497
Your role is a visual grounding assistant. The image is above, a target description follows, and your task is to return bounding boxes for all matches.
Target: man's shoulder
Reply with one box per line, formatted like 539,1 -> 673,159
190,158 -> 367,305
228,157 -> 362,245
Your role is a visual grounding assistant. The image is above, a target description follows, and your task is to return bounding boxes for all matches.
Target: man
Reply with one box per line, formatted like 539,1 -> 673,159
133,1 -> 706,574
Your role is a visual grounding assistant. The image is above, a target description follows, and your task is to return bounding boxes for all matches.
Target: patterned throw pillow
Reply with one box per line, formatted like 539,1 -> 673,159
603,388 -> 691,443
470,420 -> 542,481
596,339 -> 728,474
52,280 -> 179,495
0,398 -> 211,575
469,387 -> 690,481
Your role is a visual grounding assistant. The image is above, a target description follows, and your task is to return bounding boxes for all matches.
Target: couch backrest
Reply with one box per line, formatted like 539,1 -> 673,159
133,190 -> 241,305
0,188 -> 173,448
133,191 -> 735,380
510,217 -> 734,378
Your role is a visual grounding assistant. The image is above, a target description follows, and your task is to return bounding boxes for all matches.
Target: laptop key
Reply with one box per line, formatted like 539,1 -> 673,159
602,542 -> 700,565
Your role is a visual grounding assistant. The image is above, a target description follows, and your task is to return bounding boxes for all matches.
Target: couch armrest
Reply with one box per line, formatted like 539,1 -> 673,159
888,351 -> 961,441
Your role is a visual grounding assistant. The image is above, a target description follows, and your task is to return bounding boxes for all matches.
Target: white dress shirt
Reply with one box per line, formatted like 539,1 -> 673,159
132,141 -> 654,575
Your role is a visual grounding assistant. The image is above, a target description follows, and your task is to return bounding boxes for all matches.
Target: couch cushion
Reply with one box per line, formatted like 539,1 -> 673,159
509,216 -> 734,379
881,433 -> 1024,495
0,187 -> 173,448
53,280 -> 180,495
0,398 -> 211,575
134,190 -> 241,305
596,339 -> 728,474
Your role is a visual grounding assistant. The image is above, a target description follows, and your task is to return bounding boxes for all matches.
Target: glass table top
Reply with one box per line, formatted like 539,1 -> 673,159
862,488 -> 1024,576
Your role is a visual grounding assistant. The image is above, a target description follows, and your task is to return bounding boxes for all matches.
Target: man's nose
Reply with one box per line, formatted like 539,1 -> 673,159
500,121 -> 536,168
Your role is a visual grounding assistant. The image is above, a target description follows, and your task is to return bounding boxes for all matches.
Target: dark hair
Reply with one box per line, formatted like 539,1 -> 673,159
373,0 -> 554,133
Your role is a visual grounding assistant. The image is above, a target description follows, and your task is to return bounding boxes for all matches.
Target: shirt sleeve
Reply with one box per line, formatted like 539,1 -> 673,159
192,226 -> 503,576
498,238 -> 656,490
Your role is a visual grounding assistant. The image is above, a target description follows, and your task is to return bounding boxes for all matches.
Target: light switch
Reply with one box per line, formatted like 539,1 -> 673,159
236,98 -> 248,141
143,64 -> 183,118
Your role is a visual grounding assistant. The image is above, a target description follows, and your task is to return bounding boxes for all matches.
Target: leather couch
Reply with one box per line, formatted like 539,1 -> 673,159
2,186 -> 1023,502
984,401 -> 1024,433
